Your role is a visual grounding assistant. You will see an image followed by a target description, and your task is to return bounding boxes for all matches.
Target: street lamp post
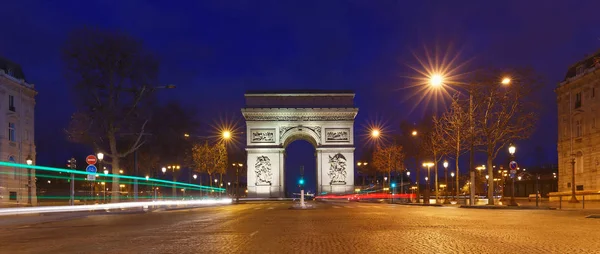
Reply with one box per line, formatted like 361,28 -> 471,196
232,163 -> 243,203
405,171 -> 411,202
422,162 -> 434,204
450,172 -> 455,201
412,130 -> 420,203
569,157 -> 579,203
443,160 -> 450,204
166,165 -> 181,199
508,144 -> 518,206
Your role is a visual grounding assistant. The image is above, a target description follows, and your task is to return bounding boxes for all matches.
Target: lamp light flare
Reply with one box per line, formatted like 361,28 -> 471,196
430,74 -> 444,87
371,129 -> 380,138
501,77 -> 511,85
222,130 -> 232,140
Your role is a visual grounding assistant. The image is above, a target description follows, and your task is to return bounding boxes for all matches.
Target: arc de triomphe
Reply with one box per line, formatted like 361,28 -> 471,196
242,90 -> 358,198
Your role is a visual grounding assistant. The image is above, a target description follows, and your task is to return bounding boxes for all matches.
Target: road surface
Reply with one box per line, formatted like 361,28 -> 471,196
0,201 -> 599,253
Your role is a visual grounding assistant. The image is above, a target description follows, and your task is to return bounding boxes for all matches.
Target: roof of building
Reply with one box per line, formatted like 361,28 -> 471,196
245,89 -> 354,95
0,56 -> 26,81
563,48 -> 600,81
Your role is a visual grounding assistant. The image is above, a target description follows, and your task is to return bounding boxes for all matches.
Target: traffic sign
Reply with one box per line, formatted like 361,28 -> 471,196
87,175 -> 96,181
86,165 -> 97,174
510,169 -> 517,174
510,173 -> 515,179
509,161 -> 518,170
86,155 -> 97,165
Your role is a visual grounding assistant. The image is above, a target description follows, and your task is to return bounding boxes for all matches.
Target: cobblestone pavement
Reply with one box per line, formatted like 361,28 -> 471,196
0,201 -> 599,253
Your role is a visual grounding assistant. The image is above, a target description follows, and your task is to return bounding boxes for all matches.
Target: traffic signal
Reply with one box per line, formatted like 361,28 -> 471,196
67,158 -> 76,169
391,183 -> 397,188
298,178 -> 305,185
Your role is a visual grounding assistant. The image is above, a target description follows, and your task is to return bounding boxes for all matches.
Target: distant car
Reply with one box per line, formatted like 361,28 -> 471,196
528,193 -> 541,202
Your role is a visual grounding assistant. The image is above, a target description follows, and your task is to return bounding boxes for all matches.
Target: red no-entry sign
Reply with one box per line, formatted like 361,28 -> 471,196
86,155 -> 97,165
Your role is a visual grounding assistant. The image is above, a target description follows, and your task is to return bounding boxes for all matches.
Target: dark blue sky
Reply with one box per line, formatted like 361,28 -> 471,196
1,1 -> 600,184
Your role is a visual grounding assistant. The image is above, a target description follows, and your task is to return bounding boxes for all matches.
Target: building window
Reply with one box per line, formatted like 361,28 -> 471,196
567,182 -> 571,188
8,122 -> 15,141
577,65 -> 586,76
575,92 -> 582,109
9,192 -> 17,201
576,185 -> 584,191
9,156 -> 16,179
575,120 -> 582,137
8,95 -> 15,112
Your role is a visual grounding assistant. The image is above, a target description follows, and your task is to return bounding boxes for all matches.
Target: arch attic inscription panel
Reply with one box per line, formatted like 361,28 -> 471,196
242,90 -> 358,198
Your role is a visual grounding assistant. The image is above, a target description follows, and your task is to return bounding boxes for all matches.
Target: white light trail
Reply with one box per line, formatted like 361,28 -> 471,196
0,199 -> 232,216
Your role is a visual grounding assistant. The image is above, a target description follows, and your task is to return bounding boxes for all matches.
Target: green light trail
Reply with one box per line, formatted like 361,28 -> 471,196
0,161 -> 225,192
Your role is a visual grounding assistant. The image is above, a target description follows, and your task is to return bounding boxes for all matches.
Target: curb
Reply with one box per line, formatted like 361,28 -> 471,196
459,205 -> 556,210
394,203 -> 443,207
586,214 -> 600,219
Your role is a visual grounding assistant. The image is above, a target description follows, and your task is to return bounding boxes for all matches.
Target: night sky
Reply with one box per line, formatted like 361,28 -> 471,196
2,1 -> 600,192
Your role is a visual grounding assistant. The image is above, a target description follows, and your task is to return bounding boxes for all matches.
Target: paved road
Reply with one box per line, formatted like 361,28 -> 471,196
1,201 -> 599,253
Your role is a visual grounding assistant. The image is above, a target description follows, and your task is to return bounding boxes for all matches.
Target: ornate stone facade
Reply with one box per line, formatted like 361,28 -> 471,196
556,50 -> 600,195
243,91 -> 357,198
0,57 -> 37,207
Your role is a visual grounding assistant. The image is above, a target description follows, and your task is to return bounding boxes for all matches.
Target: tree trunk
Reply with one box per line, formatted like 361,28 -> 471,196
456,133 -> 460,199
487,154 -> 494,205
388,170 -> 391,193
434,151 -> 439,202
109,135 -> 120,203
415,154 -> 420,203
455,142 -> 460,200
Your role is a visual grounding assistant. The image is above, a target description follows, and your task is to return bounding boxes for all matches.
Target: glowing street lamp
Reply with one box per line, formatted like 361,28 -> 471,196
411,130 -> 417,136
430,74 -> 444,87
145,175 -> 149,180
193,174 -> 197,180
97,152 -> 104,161
162,167 -> 167,173
501,77 -> 511,85
222,130 -> 232,140
104,169 -> 109,175
26,155 -> 33,165
371,129 -> 380,138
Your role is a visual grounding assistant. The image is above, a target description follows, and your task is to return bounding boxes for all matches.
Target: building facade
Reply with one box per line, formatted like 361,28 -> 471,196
556,51 -> 600,195
0,57 -> 37,207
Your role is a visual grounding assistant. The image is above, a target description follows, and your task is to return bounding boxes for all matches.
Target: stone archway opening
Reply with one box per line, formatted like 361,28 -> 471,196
284,138 -> 316,198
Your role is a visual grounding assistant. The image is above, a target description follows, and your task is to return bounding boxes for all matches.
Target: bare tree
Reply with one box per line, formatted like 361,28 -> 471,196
423,115 -> 450,201
473,69 -> 539,205
372,144 -> 405,190
436,95 -> 469,198
63,28 -> 159,202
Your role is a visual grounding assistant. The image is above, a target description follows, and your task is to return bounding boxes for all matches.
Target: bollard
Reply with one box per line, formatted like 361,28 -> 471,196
559,196 -> 562,210
583,195 -> 585,209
